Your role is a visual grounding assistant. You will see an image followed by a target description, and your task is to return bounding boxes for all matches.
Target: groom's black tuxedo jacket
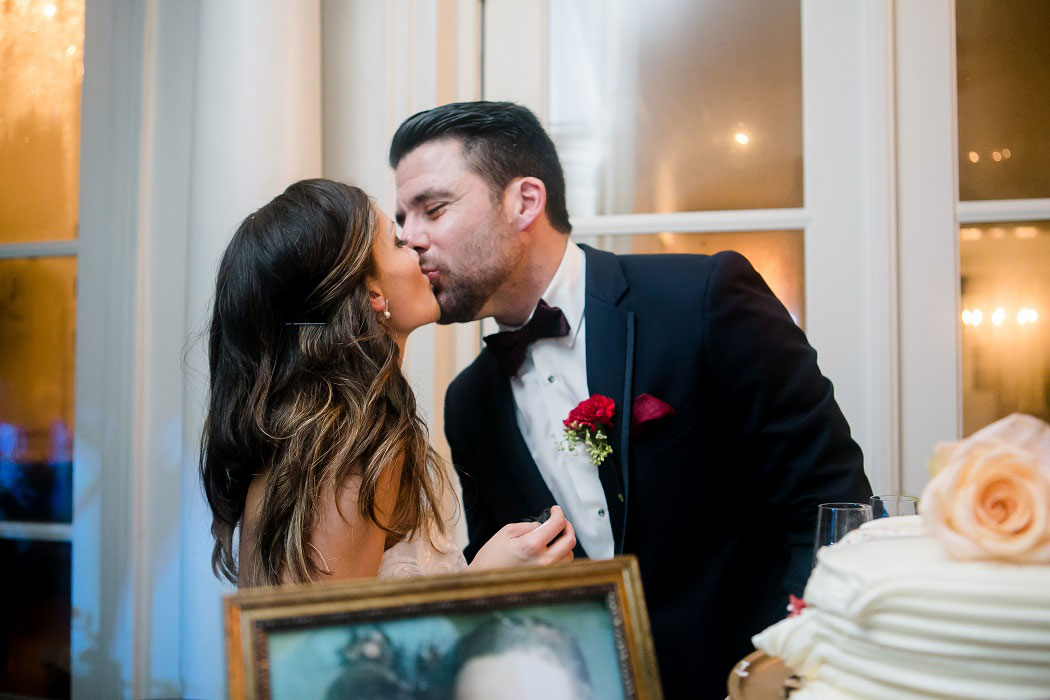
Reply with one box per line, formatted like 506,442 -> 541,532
445,245 -> 871,699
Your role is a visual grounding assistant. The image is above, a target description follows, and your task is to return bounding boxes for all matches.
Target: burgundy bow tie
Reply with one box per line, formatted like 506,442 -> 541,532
483,300 -> 570,376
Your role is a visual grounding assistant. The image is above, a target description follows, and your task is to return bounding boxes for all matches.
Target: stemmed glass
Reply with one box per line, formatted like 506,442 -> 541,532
814,503 -> 873,558
870,495 -> 919,518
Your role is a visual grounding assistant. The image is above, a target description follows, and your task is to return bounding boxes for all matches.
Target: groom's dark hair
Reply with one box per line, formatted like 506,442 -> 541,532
389,101 -> 572,234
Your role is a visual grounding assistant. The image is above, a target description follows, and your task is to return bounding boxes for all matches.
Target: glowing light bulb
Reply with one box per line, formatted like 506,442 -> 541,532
734,132 -> 751,146
992,151 -> 1003,162
43,3 -> 57,18
1002,148 -> 1012,159
971,309 -> 983,326
992,308 -> 1006,326
962,310 -> 972,326
968,151 -> 980,163
1018,308 -> 1038,325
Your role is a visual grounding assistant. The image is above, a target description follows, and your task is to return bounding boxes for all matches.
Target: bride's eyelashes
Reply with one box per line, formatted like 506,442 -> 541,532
392,221 -> 409,248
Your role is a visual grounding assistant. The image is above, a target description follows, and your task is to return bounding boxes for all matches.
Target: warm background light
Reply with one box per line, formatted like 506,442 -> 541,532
960,222 -> 1050,434
1018,307 -> 1038,325
0,0 -> 85,243
962,306 -> 1041,327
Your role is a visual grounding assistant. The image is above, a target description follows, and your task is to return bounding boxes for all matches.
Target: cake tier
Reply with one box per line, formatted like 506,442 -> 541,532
753,516 -> 1050,699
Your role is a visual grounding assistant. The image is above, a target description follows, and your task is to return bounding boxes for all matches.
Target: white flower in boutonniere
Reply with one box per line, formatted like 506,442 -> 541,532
558,394 -> 615,466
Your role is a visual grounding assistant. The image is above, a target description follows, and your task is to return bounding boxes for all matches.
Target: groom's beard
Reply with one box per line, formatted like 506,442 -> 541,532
428,222 -> 522,325
430,261 -> 506,324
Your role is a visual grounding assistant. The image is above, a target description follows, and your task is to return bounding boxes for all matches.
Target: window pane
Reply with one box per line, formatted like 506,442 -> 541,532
0,538 -> 70,699
0,0 -> 84,243
0,258 -> 75,524
960,221 -> 1050,436
547,0 -> 802,216
956,0 -> 1050,200
576,231 -> 805,327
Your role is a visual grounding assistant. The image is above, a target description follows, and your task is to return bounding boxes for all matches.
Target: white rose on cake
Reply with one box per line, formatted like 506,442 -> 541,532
920,412 -> 1050,564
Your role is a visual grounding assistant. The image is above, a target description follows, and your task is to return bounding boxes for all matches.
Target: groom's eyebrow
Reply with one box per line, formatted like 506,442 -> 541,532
413,187 -> 454,205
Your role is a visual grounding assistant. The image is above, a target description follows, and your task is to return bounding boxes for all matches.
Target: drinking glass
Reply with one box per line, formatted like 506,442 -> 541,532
814,503 -> 873,556
870,495 -> 919,518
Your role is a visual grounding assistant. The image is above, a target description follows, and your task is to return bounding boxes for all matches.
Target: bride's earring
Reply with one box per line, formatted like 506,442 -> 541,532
382,299 -> 391,320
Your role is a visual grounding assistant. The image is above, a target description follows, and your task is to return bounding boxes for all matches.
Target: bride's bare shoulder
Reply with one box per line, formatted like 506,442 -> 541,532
238,460 -> 402,586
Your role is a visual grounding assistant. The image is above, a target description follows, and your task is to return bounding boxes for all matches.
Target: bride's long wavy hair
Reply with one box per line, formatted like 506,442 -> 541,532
200,178 -> 446,587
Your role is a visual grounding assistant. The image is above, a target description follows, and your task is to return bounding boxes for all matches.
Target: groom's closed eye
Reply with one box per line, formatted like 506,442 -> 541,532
425,203 -> 447,218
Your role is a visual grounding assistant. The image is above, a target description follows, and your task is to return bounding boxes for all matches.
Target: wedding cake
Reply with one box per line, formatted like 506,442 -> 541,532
749,414 -> 1050,700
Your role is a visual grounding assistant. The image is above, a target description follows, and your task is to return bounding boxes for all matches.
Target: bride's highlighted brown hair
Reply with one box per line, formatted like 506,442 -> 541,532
201,178 -> 446,587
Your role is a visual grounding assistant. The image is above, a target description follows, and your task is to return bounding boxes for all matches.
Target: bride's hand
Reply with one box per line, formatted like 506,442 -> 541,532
468,505 -> 576,571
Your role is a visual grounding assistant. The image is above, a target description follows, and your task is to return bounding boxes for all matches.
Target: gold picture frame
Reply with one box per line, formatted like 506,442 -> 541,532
225,555 -> 662,699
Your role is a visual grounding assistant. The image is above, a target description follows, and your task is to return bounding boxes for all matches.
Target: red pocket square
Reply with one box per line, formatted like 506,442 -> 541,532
630,393 -> 676,436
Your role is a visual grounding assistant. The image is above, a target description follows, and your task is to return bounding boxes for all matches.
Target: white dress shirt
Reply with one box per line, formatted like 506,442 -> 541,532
498,241 -> 614,559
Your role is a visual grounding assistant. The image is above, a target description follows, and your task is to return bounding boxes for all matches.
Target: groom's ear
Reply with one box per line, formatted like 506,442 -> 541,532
506,176 -> 547,232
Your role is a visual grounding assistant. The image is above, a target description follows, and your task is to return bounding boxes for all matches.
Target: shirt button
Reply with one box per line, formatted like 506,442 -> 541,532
547,375 -> 556,383
597,508 -> 606,517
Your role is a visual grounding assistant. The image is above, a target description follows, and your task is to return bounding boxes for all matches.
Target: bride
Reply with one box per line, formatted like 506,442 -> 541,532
200,178 -> 576,587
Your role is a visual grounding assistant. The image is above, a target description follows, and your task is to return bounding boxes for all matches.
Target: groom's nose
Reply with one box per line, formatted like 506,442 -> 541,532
401,217 -> 430,254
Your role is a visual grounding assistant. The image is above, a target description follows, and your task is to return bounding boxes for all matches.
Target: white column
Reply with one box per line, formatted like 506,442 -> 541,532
135,2 -> 197,697
322,0 -> 482,549
802,0 -> 899,495
896,0 -> 961,496
181,1 -> 322,697
73,1 -> 148,697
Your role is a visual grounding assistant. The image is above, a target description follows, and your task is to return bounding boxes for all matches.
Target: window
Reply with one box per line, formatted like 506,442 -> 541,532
956,0 -> 1050,435
485,0 -> 805,326
0,1 -> 83,696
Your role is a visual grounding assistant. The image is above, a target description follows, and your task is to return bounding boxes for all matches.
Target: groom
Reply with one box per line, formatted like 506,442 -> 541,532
390,102 -> 871,698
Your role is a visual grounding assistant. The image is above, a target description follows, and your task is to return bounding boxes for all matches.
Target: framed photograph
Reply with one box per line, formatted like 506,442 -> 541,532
225,555 -> 662,699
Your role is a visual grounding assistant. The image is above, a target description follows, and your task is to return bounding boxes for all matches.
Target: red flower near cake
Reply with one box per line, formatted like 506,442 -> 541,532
921,413 -> 1050,564
560,394 -> 616,465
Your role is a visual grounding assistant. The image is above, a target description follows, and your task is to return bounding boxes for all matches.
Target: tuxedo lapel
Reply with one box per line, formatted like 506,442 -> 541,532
581,245 -> 636,555
485,357 -> 558,519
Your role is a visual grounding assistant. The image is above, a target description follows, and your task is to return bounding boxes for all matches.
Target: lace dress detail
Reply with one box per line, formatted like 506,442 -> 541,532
377,522 -> 467,579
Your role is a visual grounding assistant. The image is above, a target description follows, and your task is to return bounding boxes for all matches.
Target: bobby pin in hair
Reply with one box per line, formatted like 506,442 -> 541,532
284,322 -> 326,326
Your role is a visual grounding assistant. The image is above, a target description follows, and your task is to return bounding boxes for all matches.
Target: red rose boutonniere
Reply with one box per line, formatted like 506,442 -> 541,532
559,394 -> 616,465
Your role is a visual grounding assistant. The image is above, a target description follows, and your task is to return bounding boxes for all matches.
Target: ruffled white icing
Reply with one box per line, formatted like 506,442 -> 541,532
753,516 -> 1050,699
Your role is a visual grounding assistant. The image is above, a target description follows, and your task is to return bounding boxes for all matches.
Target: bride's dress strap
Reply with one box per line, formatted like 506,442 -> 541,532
377,523 -> 467,579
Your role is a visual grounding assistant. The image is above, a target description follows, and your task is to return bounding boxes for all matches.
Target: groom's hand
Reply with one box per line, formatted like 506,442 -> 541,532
467,505 -> 576,571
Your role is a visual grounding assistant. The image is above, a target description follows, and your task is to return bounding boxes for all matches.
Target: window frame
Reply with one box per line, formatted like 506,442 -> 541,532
481,0 -> 900,494
896,1 -> 1050,495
